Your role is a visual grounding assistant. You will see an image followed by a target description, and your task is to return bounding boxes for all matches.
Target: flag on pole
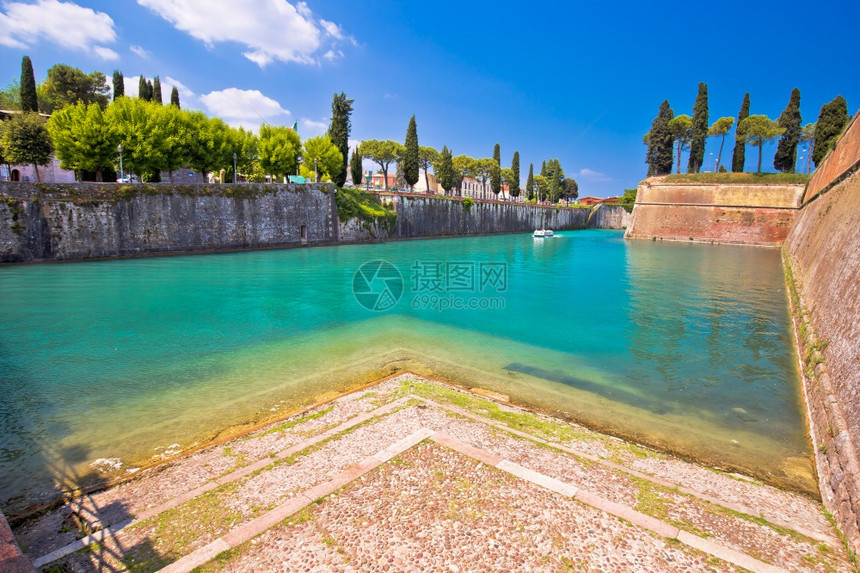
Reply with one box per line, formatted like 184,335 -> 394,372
289,121 -> 298,132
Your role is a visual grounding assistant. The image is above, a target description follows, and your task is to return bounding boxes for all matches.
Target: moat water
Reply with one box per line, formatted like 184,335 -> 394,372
0,230 -> 813,511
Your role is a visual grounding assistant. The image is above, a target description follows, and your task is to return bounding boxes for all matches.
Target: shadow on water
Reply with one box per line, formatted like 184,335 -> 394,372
503,362 -> 671,415
1,356 -> 169,571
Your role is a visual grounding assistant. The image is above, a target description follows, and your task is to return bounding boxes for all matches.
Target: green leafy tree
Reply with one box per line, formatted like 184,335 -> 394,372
170,86 -> 180,108
403,115 -> 419,190
48,101 -> 118,181
359,139 -> 402,190
731,93 -> 750,172
152,77 -> 163,105
740,115 -> 785,173
1,112 -> 52,181
490,143 -> 501,196
707,117 -> 734,173
533,174 -> 547,202
773,88 -> 802,173
40,64 -> 110,111
258,123 -> 301,181
0,79 -> 21,110
510,151 -> 520,198
106,97 -> 167,180
812,95 -> 849,167
350,148 -> 363,186
500,167 -> 515,198
544,158 -> 564,202
453,155 -> 477,196
302,134 -> 342,182
20,56 -> 38,112
156,104 -> 191,181
229,126 -> 259,181
327,92 -> 353,187
563,178 -> 579,201
112,70 -> 124,100
645,99 -> 674,175
472,158 -> 494,196
435,145 -> 456,194
620,188 -> 637,212
668,114 -> 692,174
186,113 -> 232,182
526,162 -> 535,200
418,145 -> 438,192
688,83 -> 708,173
799,122 -> 815,174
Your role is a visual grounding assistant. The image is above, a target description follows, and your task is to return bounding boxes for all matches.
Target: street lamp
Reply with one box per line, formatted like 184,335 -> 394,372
233,152 -> 237,183
117,144 -> 124,182
314,158 -> 318,183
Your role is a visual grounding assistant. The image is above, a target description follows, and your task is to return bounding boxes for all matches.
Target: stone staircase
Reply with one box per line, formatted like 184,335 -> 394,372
13,374 -> 856,572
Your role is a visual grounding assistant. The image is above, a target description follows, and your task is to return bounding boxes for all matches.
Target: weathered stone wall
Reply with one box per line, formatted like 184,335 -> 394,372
387,195 -> 590,237
0,183 -> 338,262
625,179 -> 804,246
0,509 -> 34,572
785,168 -> 860,553
586,204 -> 632,229
804,112 -> 860,203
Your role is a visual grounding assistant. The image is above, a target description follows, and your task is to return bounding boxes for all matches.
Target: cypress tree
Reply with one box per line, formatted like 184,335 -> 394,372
350,149 -> 363,187
20,55 -> 38,112
526,162 -> 535,200
436,145 -> 456,194
688,82 -> 708,173
170,86 -> 180,108
645,99 -> 674,175
138,75 -> 148,100
327,92 -> 354,187
152,76 -> 163,104
491,143 -> 501,196
773,88 -> 802,173
510,151 -> 520,198
540,160 -> 546,177
112,70 -> 124,100
403,115 -> 419,190
812,95 -> 849,167
731,93 -> 750,172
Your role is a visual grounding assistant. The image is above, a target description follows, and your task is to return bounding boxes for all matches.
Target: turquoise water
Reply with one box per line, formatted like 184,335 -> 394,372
0,231 -> 812,511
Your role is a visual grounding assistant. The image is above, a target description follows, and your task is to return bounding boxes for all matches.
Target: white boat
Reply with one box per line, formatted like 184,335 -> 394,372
533,229 -> 553,238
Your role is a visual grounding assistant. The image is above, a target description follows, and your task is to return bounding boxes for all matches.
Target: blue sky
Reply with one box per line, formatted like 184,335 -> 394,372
1,0 -> 858,197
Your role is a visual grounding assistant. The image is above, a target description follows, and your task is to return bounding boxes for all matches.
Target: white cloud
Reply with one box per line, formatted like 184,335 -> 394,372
130,44 -> 151,58
200,88 -> 289,130
93,46 -> 119,61
322,49 -> 343,61
165,76 -> 194,98
300,118 -> 328,135
137,0 -> 350,67
0,0 -> 117,59
348,139 -> 361,151
578,168 -> 611,182
320,19 -> 343,39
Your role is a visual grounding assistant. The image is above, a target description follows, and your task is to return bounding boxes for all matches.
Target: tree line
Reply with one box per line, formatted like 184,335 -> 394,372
354,122 -> 578,203
645,83 -> 850,176
1,56 -> 350,184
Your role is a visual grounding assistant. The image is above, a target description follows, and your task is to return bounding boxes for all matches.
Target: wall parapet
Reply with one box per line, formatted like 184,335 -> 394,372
625,179 -> 805,246
804,111 -> 860,203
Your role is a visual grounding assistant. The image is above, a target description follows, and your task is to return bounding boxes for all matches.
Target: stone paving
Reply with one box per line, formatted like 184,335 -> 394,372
11,374 -> 857,572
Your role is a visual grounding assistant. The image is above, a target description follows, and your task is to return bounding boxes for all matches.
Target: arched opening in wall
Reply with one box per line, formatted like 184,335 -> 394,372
301,224 -> 307,244
11,169 -> 20,181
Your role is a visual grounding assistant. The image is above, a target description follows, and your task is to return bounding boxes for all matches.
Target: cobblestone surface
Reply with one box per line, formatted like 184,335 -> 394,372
12,375 -> 853,573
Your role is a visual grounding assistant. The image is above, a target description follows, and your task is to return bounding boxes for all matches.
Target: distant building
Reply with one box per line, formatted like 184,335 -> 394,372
578,196 -> 620,206
414,169 -> 441,193
371,172 -> 398,189
1,156 -> 76,183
